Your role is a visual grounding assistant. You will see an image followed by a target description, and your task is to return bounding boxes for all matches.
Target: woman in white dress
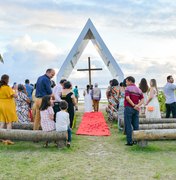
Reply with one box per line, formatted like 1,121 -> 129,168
145,79 -> 161,118
83,85 -> 93,112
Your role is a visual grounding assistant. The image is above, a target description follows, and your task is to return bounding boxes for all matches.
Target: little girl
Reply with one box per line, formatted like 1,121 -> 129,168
40,95 -> 55,147
56,100 -> 72,147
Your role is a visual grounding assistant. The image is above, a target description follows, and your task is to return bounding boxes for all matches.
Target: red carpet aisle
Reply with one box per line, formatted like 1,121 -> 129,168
76,112 -> 110,136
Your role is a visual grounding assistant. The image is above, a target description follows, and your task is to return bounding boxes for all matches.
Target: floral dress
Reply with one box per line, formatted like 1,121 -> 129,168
15,91 -> 30,123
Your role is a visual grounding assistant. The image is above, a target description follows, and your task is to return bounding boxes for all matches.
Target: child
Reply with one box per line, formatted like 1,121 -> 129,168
40,95 -> 55,147
56,100 -> 72,147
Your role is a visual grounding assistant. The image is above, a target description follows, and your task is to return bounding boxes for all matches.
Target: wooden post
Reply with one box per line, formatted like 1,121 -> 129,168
88,57 -> 91,86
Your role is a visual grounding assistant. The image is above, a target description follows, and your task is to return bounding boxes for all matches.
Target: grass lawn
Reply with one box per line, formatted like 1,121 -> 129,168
0,108 -> 176,180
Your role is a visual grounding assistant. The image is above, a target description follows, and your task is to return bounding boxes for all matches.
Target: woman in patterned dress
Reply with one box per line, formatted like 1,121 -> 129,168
15,84 -> 31,123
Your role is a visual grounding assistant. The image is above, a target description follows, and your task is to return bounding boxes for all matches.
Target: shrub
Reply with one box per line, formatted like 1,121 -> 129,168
158,91 -> 166,112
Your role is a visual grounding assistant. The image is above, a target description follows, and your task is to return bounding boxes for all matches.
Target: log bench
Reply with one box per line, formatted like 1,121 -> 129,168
0,129 -> 67,148
12,122 -> 39,130
133,129 -> 176,147
118,118 -> 176,130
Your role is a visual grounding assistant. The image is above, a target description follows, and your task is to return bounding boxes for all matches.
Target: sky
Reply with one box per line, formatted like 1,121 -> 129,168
0,0 -> 176,88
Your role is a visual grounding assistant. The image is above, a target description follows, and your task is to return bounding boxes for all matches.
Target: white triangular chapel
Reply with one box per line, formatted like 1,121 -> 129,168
57,19 -> 124,82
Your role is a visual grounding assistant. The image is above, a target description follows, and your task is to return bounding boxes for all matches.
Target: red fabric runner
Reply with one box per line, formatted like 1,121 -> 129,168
76,112 -> 110,136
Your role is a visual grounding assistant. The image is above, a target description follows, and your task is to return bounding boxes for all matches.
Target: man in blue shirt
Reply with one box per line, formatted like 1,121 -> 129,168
25,79 -> 34,108
33,69 -> 55,130
163,75 -> 176,118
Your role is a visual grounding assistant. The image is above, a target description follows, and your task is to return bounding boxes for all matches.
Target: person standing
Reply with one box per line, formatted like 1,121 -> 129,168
83,85 -> 93,112
118,82 -> 126,125
109,79 -> 120,110
91,83 -> 101,112
0,74 -> 18,129
25,79 -> 34,108
163,75 -> 176,118
73,86 -> 79,110
145,79 -> 161,119
124,76 -> 144,146
33,69 -> 55,130
52,79 -> 67,121
61,81 -> 77,128
15,84 -> 31,124
139,78 -> 149,114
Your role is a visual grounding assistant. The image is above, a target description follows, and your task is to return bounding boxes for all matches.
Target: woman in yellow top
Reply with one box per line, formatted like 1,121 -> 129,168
0,74 -> 18,129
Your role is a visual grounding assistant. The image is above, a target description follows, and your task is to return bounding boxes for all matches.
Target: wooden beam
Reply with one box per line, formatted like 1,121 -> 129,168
139,123 -> 176,130
119,118 -> 176,127
139,118 -> 176,124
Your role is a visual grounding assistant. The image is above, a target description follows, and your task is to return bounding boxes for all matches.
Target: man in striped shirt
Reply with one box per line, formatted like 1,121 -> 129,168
124,76 -> 144,146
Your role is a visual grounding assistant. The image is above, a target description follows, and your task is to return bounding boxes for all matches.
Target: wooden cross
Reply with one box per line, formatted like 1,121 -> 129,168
77,57 -> 102,86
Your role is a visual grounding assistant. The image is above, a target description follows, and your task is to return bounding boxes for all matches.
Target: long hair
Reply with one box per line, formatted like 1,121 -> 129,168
0,74 -> 9,88
111,79 -> 119,86
63,81 -> 72,89
40,95 -> 51,111
86,85 -> 90,94
139,78 -> 149,93
150,79 -> 158,93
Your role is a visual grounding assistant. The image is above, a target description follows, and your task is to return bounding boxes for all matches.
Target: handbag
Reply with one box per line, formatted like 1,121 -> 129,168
147,106 -> 154,111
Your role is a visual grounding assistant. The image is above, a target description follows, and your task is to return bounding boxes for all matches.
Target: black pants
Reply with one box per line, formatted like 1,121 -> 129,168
165,102 -> 176,118
53,102 -> 60,121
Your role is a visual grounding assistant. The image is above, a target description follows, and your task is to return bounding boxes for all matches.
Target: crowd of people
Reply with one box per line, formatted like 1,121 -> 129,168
0,69 -> 176,147
105,75 -> 176,146
0,69 -> 102,147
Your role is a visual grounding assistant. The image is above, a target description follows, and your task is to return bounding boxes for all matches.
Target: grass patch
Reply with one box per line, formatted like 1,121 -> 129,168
0,107 -> 176,179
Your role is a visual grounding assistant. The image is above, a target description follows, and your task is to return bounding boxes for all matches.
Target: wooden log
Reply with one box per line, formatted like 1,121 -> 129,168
139,118 -> 176,124
119,118 -> 176,127
12,123 -> 34,130
139,114 -> 165,118
133,129 -> 176,141
0,129 -> 67,148
139,123 -> 176,130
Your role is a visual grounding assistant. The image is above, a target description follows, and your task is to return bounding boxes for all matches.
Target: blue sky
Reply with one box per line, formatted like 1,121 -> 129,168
0,0 -> 176,87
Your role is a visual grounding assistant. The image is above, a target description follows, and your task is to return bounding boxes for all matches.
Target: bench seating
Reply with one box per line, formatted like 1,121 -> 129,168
0,129 -> 67,148
133,129 -> 176,147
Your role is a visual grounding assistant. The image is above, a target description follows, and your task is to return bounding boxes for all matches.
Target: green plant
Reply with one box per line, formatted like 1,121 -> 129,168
158,91 -> 166,112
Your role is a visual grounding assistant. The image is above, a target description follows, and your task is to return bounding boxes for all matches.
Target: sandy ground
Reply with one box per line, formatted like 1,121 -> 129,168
77,102 -> 107,113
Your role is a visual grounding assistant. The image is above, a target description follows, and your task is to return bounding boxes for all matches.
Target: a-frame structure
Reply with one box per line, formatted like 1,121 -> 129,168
57,19 -> 124,82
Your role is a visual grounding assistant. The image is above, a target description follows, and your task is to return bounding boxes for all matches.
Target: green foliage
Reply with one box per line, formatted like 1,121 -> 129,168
158,91 -> 166,112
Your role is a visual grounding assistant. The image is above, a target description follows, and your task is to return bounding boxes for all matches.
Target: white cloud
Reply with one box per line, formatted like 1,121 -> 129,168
0,35 -> 63,85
